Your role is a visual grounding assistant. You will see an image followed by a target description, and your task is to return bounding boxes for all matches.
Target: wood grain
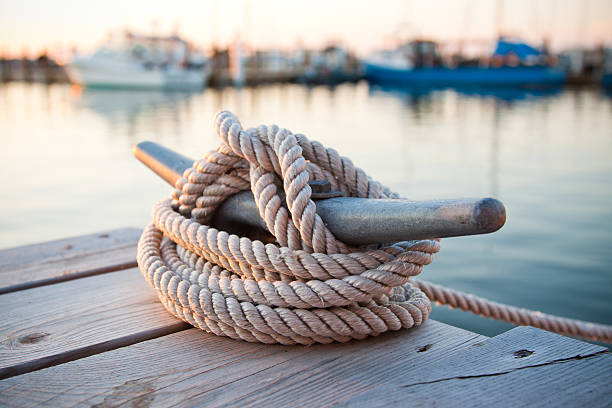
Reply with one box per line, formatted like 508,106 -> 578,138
185,321 -> 486,408
0,228 -> 140,294
338,326 -> 611,407
0,321 -> 484,407
1,230 -> 610,407
343,354 -> 612,407
0,267 -> 187,380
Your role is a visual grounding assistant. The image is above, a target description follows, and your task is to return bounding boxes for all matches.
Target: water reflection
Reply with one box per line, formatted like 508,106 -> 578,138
77,89 -> 195,118
1,82 -> 611,339
368,83 -> 564,104
74,89 -> 197,141
366,82 -> 571,199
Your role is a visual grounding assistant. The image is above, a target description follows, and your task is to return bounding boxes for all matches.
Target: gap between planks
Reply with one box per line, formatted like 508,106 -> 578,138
0,322 -> 189,381
0,267 -> 190,380
0,320 -> 486,407
0,259 -> 137,295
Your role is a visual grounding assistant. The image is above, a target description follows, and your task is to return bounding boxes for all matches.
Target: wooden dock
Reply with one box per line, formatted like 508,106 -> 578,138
0,228 -> 610,407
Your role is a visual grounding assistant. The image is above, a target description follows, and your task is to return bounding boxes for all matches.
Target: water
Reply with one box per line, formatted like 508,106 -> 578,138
1,81 -> 611,338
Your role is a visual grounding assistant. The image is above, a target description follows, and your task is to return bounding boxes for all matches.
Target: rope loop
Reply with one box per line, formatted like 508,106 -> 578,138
138,111 -> 439,344
139,110 -> 612,345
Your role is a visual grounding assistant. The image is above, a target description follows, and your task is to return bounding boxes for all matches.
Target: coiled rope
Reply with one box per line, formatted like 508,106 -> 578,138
137,110 -> 612,345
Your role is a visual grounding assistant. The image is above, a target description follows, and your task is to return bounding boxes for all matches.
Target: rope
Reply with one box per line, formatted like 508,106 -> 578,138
412,279 -> 612,343
137,110 -> 612,345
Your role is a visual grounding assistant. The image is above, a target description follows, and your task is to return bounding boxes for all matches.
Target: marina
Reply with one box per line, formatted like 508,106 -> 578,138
364,38 -> 567,87
2,35 -> 611,89
65,32 -> 209,90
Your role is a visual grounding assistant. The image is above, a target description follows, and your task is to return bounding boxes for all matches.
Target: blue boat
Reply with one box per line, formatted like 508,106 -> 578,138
365,64 -> 566,86
365,39 -> 566,87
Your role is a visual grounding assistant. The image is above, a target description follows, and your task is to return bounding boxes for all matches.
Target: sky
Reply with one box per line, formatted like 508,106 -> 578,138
0,0 -> 611,57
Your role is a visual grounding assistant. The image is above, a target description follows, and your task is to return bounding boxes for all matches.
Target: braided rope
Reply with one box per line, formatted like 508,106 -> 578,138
138,111 -> 438,345
138,110 -> 612,345
412,279 -> 612,343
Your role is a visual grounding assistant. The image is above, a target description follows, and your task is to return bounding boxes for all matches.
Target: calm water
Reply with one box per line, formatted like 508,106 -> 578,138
1,81 -> 611,338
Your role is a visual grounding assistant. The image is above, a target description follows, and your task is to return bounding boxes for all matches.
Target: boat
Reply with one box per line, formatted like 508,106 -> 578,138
66,31 -> 210,90
297,45 -> 363,85
364,38 -> 566,87
602,48 -> 612,89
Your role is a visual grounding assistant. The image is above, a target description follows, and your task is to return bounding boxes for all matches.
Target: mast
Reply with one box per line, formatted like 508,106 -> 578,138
210,0 -> 218,49
495,0 -> 504,39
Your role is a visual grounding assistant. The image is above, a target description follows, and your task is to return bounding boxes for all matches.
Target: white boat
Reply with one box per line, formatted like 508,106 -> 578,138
67,31 -> 209,90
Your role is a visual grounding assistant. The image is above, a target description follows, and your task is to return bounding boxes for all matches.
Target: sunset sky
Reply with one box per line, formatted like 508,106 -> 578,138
1,0 -> 611,57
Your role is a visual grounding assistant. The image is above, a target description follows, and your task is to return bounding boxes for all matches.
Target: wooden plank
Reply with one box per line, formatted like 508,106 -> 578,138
340,354 -> 612,407
0,228 -> 140,270
0,329 -> 285,407
0,320 -> 485,407
0,246 -> 137,295
337,326 -> 611,407
0,228 -> 140,294
0,267 -> 188,380
183,321 -> 486,408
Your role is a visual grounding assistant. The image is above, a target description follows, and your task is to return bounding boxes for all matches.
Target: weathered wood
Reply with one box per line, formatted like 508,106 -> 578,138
0,228 -> 140,269
0,267 -> 188,380
0,321 -> 484,407
0,247 -> 137,295
1,231 -> 610,407
337,326 -> 611,407
180,321 -> 486,408
343,354 -> 612,407
0,228 -> 140,294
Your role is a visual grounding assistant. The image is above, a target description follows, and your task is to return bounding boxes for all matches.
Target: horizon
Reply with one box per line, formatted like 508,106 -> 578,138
1,0 -> 611,58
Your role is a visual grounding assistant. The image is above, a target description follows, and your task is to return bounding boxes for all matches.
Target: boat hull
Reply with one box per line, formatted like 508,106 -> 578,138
365,63 -> 566,87
67,58 -> 207,91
